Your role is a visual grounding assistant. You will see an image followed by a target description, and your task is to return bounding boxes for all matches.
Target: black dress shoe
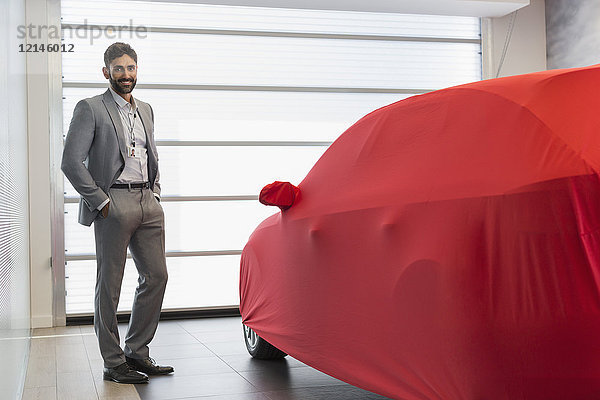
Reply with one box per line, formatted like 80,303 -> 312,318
126,356 -> 174,375
103,362 -> 149,384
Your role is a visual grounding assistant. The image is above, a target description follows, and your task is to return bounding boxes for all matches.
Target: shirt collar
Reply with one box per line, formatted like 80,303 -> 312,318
109,86 -> 137,113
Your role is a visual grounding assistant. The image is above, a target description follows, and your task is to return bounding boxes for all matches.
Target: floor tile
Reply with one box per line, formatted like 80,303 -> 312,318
57,371 -> 98,400
54,333 -> 86,346
170,393 -> 271,400
96,385 -> 143,399
56,343 -> 91,373
25,356 -> 56,388
219,355 -> 306,373
83,336 -> 103,361
152,356 -> 235,376
202,340 -> 249,357
150,332 -> 200,346
134,372 -> 259,400
265,385 -> 392,400
29,337 -> 56,359
239,366 -> 343,392
154,321 -> 189,335
149,343 -> 214,360
32,326 -> 82,337
79,325 -> 95,334
190,328 -> 243,343
22,386 -> 57,400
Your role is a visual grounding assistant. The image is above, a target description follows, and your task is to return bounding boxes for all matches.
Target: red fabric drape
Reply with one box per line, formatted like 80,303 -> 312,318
240,65 -> 600,399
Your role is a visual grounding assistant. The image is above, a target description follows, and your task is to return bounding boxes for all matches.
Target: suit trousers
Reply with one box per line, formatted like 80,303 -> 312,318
93,186 -> 168,368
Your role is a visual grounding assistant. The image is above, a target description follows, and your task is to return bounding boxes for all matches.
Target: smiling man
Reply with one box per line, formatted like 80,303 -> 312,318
61,42 -> 173,384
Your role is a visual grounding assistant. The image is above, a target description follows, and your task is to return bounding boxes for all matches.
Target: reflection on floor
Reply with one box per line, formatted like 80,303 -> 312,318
23,316 -> 390,400
1,329 -> 29,400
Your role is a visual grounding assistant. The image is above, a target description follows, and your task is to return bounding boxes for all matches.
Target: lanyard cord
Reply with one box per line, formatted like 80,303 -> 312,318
118,105 -> 137,146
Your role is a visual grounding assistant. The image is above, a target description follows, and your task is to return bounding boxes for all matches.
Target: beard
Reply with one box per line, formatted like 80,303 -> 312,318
109,74 -> 137,95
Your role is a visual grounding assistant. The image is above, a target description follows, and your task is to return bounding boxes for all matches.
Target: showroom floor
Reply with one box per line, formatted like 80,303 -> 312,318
23,316 -> 390,399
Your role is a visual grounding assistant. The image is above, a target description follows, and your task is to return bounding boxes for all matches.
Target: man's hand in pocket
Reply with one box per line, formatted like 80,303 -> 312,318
101,203 -> 109,218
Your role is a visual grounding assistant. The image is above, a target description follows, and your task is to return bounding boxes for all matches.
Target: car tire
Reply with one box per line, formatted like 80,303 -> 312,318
243,323 -> 287,359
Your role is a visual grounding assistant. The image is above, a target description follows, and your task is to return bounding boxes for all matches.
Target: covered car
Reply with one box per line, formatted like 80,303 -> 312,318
240,64 -> 600,400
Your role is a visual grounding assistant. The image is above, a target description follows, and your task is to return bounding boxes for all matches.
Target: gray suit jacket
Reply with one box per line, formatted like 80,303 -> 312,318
62,89 -> 161,226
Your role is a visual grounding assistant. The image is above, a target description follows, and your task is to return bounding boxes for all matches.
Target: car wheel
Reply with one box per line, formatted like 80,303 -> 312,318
243,323 -> 287,359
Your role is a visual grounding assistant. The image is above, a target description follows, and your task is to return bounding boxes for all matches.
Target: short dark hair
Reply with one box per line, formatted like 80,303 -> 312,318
104,42 -> 137,68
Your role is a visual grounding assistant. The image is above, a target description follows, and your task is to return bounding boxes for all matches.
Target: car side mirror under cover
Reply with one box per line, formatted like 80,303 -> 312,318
259,181 -> 300,211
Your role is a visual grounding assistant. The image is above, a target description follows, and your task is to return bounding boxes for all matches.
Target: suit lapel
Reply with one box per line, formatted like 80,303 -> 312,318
102,89 -> 127,161
137,103 -> 157,168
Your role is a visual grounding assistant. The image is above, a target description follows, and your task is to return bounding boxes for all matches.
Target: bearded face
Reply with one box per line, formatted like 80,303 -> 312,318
109,72 -> 137,94
103,54 -> 138,97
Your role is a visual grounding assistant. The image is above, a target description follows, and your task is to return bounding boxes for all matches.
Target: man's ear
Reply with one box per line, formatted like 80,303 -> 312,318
102,67 -> 110,79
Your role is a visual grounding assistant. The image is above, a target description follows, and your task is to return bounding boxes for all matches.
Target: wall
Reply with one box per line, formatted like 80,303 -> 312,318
482,0 -> 547,78
0,0 -> 31,397
26,0 -> 62,330
546,0 -> 600,69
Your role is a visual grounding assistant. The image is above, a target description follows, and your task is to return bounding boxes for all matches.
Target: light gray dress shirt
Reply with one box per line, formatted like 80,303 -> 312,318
110,87 -> 149,184
97,87 -> 155,211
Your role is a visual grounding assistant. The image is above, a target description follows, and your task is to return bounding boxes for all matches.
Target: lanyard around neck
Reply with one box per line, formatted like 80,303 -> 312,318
118,105 -> 137,145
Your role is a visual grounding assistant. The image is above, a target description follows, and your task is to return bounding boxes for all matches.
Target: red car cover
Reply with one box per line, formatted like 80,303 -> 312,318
240,65 -> 600,400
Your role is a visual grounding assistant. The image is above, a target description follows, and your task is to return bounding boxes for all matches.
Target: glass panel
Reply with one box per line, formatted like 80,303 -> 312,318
64,179 -> 77,198
63,87 -> 408,141
62,31 -> 481,89
164,256 -> 241,309
64,200 -> 277,255
65,255 -> 241,314
61,0 -> 481,39
64,203 -> 95,255
159,146 -> 326,196
63,145 -> 327,198
162,201 -> 276,252
61,0 -> 482,312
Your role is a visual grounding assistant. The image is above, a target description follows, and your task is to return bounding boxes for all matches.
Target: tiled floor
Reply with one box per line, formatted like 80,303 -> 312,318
23,316 -> 391,400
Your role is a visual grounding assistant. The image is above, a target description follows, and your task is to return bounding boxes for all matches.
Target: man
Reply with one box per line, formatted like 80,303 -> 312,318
62,42 -> 173,384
